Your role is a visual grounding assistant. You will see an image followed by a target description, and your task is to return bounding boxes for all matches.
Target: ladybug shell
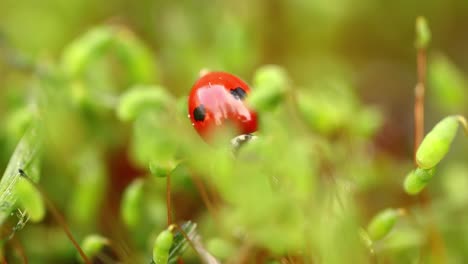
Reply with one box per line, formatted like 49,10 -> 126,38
188,72 -> 258,141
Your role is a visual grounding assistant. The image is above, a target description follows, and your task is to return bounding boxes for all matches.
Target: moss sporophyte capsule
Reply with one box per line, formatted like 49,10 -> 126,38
404,167 -> 436,195
79,235 -> 118,263
367,208 -> 405,241
416,115 -> 466,169
153,226 -> 175,264
415,16 -> 431,49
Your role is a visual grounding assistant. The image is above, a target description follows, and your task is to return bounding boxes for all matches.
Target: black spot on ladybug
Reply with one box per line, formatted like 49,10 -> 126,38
230,87 -> 247,100
193,105 -> 206,122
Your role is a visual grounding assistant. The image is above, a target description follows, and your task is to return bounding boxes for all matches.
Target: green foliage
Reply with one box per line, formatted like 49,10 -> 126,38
131,112 -> 179,167
0,7 -> 467,263
61,27 -> 114,78
296,80 -> 361,135
0,125 -> 41,226
248,65 -> 289,112
117,85 -> 173,122
206,237 -> 235,260
62,26 -> 157,84
68,148 -> 107,230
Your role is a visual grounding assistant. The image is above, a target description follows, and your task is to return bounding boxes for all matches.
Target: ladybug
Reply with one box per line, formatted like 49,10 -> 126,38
188,72 -> 258,141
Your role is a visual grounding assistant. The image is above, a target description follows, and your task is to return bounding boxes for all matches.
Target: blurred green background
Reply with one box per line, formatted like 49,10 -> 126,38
1,0 -> 468,263
2,0 -> 468,155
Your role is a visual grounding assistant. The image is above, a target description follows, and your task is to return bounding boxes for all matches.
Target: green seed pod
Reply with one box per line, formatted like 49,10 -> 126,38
61,27 -> 114,78
404,167 -> 436,195
15,177 -> 45,222
415,16 -> 431,49
117,86 -> 173,122
79,235 -> 112,263
153,228 -> 174,264
367,208 -> 404,241
248,65 -> 289,111
416,116 -> 460,169
121,178 -> 144,228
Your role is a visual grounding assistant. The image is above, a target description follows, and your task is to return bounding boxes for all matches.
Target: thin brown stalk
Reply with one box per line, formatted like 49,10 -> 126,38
166,173 -> 173,226
414,47 -> 426,162
173,225 -> 204,262
413,32 -> 447,264
0,252 -> 6,264
456,115 -> 468,135
205,182 -> 222,211
189,173 -> 219,226
227,241 -> 253,264
11,236 -> 27,264
19,171 -> 90,264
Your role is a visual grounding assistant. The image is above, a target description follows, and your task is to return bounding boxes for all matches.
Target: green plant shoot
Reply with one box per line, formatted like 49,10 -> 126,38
415,16 -> 431,49
79,235 -> 110,263
367,208 -> 405,241
153,226 -> 175,264
416,115 -> 466,169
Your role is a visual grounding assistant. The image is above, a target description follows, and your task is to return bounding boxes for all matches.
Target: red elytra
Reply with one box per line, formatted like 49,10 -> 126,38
188,72 -> 258,141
